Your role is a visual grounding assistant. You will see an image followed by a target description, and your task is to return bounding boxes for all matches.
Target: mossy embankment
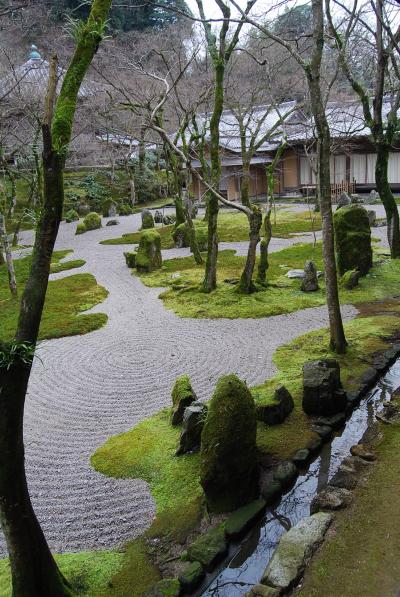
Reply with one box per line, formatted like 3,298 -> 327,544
100,209 -> 321,247
0,250 -> 108,341
132,241 -> 400,319
87,299 -> 400,594
298,396 -> 400,596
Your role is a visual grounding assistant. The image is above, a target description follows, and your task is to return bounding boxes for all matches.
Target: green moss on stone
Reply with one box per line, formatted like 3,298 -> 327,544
186,524 -> 227,571
136,230 -> 162,272
171,374 -> 196,425
75,221 -> 86,235
144,578 -> 180,597
124,251 -> 137,268
64,208 -> 79,223
172,222 -> 191,248
225,498 -> 267,539
334,205 -> 372,276
178,561 -> 204,592
142,210 -> 155,229
200,374 -> 258,513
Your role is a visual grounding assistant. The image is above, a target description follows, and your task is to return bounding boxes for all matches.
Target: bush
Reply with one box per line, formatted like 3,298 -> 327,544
333,204 -> 372,276
64,209 -> 79,223
195,226 -> 208,252
83,212 -> 102,231
119,204 -> 133,216
75,222 -> 87,235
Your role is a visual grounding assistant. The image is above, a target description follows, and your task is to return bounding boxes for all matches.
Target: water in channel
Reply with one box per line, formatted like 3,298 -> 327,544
200,358 -> 400,597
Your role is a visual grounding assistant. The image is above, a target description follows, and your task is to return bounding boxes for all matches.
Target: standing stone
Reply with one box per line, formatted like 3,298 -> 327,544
337,192 -> 351,209
171,374 -> 197,426
141,209 -> 155,229
172,222 -> 190,248
154,210 -> 163,223
136,230 -> 162,272
109,203 -> 117,218
302,359 -> 347,416
176,402 -> 207,455
333,204 -> 372,276
340,269 -> 360,289
369,189 -> 380,203
300,260 -> 319,292
200,375 -> 257,513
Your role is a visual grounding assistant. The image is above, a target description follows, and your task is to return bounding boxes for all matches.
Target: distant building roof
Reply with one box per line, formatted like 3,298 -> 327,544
0,46 -> 104,102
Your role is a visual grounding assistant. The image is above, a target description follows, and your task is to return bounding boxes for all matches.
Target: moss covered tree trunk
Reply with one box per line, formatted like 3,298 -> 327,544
0,2 -> 111,594
0,213 -> 17,297
239,206 -> 262,293
257,212 -> 272,285
375,143 -> 400,258
307,0 -> 347,354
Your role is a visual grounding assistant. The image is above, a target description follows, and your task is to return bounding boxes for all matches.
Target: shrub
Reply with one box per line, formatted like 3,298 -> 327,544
119,203 -> 133,216
83,212 -> 102,231
64,209 -> 79,223
333,204 -> 372,276
195,226 -> 208,252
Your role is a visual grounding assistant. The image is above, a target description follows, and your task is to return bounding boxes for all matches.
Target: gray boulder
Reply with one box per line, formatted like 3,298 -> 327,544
337,192 -> 351,209
106,219 -> 119,226
301,260 -> 319,292
310,486 -> 353,514
108,203 -> 117,218
261,512 -> 333,590
302,359 -> 347,416
176,402 -> 207,455
369,189 -> 380,203
154,210 -> 163,224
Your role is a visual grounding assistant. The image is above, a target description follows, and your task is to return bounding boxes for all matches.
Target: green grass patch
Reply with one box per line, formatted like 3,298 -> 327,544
0,550 -> 124,596
133,242 -> 400,319
299,403 -> 400,596
100,209 -> 321,247
0,251 -> 108,341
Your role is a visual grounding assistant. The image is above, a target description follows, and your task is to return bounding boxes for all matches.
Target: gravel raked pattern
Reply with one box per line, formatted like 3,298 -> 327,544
0,209 -> 359,556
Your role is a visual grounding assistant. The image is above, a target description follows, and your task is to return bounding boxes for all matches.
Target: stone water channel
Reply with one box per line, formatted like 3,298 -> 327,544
194,357 -> 400,597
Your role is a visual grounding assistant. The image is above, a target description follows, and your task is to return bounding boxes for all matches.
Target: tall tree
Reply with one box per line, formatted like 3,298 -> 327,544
326,0 -> 400,258
0,1 -> 111,595
230,0 -> 347,352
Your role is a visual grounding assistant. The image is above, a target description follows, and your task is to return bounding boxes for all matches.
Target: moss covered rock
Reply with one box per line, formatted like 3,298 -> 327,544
178,561 -> 204,591
144,578 -> 180,597
124,251 -> 137,268
340,269 -> 360,289
200,374 -> 258,513
64,208 -> 79,223
75,221 -> 87,235
333,204 -> 372,276
136,230 -> 162,272
186,524 -> 227,571
171,374 -> 197,425
83,212 -> 102,231
225,498 -> 266,540
173,222 -> 191,248
141,209 -> 155,229
102,198 -> 117,217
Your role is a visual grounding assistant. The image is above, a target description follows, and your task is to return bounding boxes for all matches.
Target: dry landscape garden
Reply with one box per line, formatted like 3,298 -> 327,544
2,1 -> 400,596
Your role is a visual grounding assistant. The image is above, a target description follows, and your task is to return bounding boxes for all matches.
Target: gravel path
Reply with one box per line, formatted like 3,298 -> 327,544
0,209 -> 360,556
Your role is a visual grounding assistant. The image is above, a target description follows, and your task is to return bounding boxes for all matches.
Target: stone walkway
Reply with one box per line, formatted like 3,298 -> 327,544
0,209 -> 362,555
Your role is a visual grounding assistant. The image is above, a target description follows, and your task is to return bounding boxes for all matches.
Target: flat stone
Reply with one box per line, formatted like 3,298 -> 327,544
261,512 -> 334,590
225,498 -> 266,540
329,466 -> 358,490
350,444 -> 376,462
312,425 -> 332,441
310,486 -> 353,514
261,480 -> 282,505
106,219 -> 119,226
314,412 -> 346,430
178,561 -> 204,591
273,461 -> 298,490
292,449 -> 310,466
244,584 -> 280,597
187,525 -> 227,571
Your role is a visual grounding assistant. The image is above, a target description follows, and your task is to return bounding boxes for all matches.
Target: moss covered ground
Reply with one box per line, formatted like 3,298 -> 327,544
298,398 -> 400,596
0,250 -> 108,341
100,209 -> 321,247
132,242 -> 400,319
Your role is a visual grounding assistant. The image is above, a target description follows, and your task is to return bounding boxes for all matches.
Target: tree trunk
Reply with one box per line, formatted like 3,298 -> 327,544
375,143 -> 400,258
174,194 -> 186,228
0,213 -> 17,297
257,211 -> 272,285
0,360 -> 73,597
239,206 -> 262,293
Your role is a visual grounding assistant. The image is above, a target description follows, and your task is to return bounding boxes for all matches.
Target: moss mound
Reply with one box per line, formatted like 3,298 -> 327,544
334,204 -> 372,276
200,374 -> 258,513
124,251 -> 137,268
141,210 -> 155,229
75,221 -> 86,235
83,211 -> 102,231
136,230 -> 162,272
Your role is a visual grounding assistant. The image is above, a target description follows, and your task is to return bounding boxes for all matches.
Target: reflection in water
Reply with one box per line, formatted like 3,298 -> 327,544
202,359 -> 400,597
